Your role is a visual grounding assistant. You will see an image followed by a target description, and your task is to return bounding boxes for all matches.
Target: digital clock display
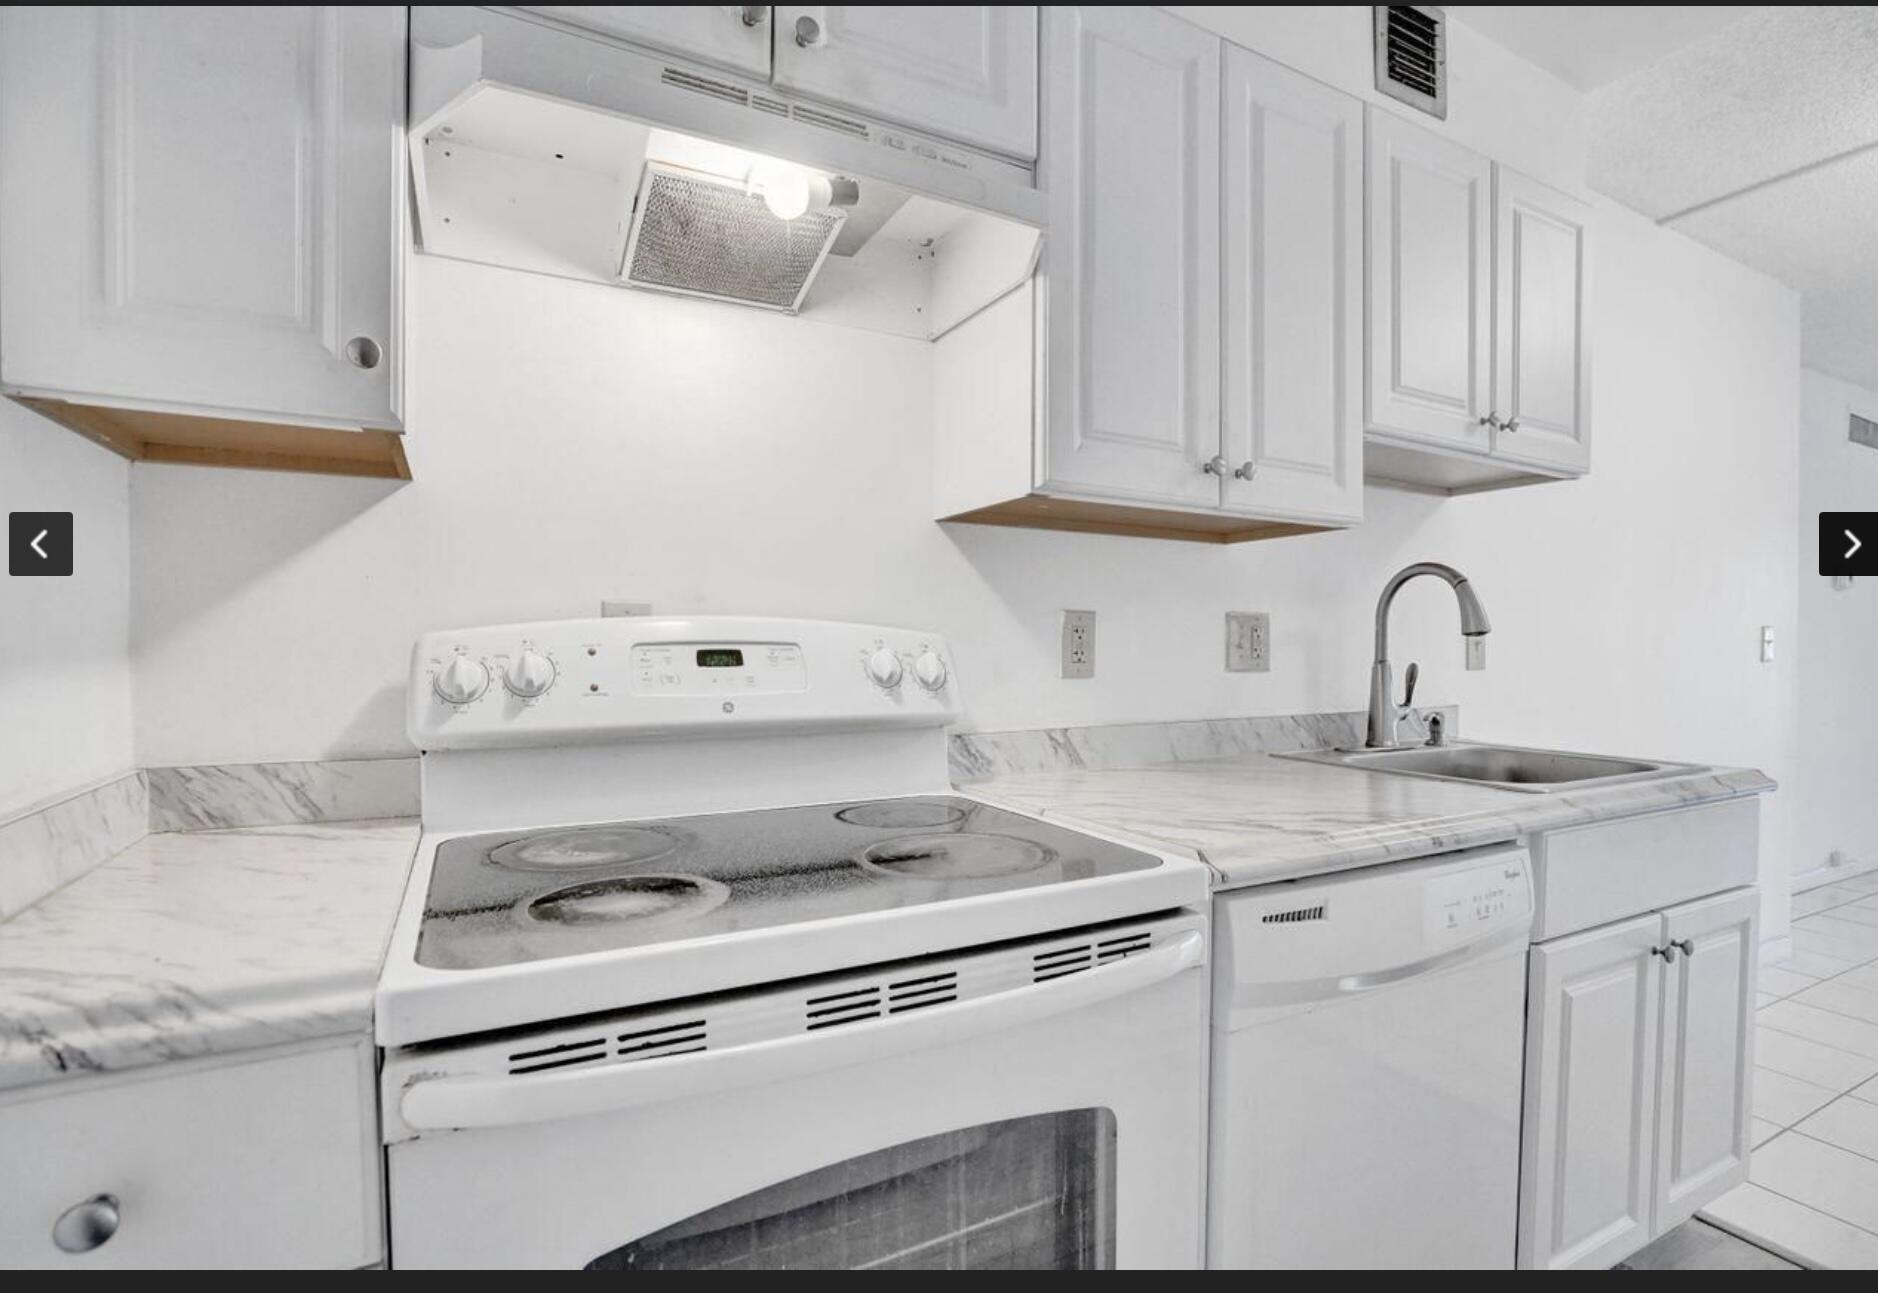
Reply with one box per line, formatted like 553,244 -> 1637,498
696,648 -> 745,669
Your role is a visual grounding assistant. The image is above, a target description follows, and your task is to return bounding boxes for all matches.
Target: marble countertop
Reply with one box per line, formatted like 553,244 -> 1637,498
963,753 -> 1775,890
0,819 -> 419,1093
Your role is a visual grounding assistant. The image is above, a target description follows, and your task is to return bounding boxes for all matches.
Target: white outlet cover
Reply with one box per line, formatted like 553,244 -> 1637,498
1062,610 -> 1095,680
1225,612 -> 1269,672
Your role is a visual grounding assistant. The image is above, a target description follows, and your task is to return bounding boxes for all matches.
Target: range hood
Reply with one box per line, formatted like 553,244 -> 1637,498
407,7 -> 1042,341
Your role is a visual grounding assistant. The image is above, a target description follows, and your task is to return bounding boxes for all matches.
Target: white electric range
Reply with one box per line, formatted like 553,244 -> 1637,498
377,617 -> 1210,1270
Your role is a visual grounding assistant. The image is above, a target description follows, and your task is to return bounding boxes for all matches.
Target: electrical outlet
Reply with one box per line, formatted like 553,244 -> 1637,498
1061,610 -> 1095,679
1225,612 -> 1270,672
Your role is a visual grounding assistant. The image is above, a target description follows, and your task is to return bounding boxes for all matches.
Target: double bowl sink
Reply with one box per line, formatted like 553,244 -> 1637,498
1278,741 -> 1705,794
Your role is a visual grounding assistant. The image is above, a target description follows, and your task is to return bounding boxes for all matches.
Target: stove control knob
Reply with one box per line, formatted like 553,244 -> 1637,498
865,647 -> 904,689
433,655 -> 489,705
504,648 -> 556,698
912,650 -> 948,691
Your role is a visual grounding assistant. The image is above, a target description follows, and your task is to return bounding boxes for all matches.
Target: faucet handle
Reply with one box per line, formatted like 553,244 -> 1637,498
1400,661 -> 1419,711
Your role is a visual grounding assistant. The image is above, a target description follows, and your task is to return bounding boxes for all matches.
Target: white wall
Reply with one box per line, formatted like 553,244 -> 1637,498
0,403 -> 134,818
1795,368 -> 1878,884
124,12 -> 1799,936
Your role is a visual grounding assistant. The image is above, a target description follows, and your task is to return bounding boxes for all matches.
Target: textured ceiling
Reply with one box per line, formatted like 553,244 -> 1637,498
1548,4 -> 1878,393
1452,6 -> 1757,91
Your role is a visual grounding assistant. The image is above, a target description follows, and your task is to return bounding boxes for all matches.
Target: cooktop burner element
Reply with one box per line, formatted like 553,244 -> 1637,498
834,801 -> 968,829
524,874 -> 730,926
490,825 -> 683,872
858,833 -> 1052,881
415,797 -> 1161,972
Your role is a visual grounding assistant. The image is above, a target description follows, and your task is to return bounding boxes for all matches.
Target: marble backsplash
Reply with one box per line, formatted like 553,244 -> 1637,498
0,773 -> 149,922
949,707 -> 1459,782
0,757 -> 420,920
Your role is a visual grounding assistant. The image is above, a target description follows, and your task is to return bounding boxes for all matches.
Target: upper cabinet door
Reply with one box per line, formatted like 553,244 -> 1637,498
1652,887 -> 1757,1234
522,6 -> 774,79
1365,108 -> 1492,453
1220,47 -> 1362,525
0,6 -> 403,430
1519,914 -> 1662,1271
1493,167 -> 1592,474
772,7 -> 1038,159
1040,7 -> 1220,508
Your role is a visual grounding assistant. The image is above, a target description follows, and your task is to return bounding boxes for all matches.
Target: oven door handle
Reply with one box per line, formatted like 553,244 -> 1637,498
400,930 -> 1203,1132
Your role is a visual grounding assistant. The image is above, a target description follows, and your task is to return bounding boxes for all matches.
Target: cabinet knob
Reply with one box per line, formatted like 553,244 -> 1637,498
1502,417 -> 1520,434
1201,455 -> 1230,477
1478,412 -> 1503,431
1233,460 -> 1258,481
344,336 -> 381,370
1653,943 -> 1680,964
1673,938 -> 1695,958
733,6 -> 766,26
794,14 -> 824,47
52,1194 -> 119,1254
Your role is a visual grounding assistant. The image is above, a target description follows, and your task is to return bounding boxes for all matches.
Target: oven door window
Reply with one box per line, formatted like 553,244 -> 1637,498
584,1109 -> 1118,1270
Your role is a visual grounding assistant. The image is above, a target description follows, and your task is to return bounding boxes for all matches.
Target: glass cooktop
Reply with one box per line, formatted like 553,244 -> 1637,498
416,797 -> 1162,971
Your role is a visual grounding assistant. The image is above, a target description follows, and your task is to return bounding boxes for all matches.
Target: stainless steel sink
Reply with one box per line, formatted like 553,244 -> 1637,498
1277,741 -> 1705,794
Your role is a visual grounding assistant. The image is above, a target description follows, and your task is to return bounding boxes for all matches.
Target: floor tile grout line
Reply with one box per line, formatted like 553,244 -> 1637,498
1754,1020 -> 1878,1082
1727,1175 -> 1878,1246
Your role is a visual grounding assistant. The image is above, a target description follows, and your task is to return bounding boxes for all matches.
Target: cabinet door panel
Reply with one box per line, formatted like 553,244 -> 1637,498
1494,167 -> 1590,473
1654,887 -> 1756,1232
0,7 -> 402,429
773,7 -> 1038,159
1365,108 -> 1491,452
1220,46 -> 1361,524
522,6 -> 773,78
1041,6 -> 1219,507
1521,914 -> 1661,1270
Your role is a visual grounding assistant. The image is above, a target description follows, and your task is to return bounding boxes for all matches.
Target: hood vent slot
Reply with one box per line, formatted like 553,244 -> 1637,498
888,971 -> 959,1013
1374,6 -> 1447,120
617,1018 -> 708,1061
623,163 -> 847,312
805,984 -> 883,1030
658,66 -> 750,107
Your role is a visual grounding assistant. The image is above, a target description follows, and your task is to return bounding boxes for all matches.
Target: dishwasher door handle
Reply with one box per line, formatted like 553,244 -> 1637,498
401,931 -> 1204,1132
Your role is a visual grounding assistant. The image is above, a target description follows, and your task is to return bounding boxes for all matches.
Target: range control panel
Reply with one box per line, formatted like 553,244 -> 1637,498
409,616 -> 959,751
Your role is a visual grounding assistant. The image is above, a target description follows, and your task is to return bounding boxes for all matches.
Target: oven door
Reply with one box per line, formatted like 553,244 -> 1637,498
385,912 -> 1207,1269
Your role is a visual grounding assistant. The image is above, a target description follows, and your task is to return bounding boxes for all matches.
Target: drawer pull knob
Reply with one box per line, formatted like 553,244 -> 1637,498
53,1193 -> 119,1253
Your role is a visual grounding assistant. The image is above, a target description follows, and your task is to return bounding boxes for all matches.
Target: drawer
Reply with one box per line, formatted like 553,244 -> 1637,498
0,1039 -> 382,1269
1530,798 -> 1760,941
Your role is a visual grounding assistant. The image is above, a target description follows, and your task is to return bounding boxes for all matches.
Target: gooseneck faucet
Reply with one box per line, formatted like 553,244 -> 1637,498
1367,562 -> 1491,748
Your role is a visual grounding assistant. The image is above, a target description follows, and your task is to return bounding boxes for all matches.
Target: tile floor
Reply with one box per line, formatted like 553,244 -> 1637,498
1699,867 -> 1878,1268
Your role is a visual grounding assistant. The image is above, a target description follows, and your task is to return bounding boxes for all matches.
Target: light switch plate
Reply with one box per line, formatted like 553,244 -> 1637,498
1225,612 -> 1270,672
1761,625 -> 1776,663
1061,610 -> 1095,679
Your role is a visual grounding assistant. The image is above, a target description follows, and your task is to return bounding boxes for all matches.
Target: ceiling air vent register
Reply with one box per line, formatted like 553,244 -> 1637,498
1374,6 -> 1447,121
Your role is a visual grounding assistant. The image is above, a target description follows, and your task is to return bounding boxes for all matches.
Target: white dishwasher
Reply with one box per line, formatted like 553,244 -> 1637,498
1208,844 -> 1533,1269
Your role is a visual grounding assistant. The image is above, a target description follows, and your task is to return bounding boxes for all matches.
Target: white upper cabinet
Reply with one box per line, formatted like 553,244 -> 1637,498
773,7 -> 1039,159
1040,5 -> 1220,509
1520,913 -> 1662,1271
0,6 -> 404,438
1652,888 -> 1756,1234
1493,167 -> 1592,474
1220,47 -> 1363,525
522,6 -> 775,78
1365,106 -> 1493,455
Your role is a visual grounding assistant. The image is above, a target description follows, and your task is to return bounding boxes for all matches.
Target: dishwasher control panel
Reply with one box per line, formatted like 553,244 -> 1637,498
1423,855 -> 1528,943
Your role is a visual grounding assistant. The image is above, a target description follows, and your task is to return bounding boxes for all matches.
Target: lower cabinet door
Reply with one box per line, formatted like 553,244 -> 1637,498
1520,913 -> 1662,1270
1653,887 -> 1758,1230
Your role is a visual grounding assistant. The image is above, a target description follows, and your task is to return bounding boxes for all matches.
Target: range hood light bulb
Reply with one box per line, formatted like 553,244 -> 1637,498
748,161 -> 836,221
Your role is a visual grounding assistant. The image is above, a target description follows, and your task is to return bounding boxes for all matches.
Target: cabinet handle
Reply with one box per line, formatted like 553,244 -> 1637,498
344,336 -> 382,370
1201,455 -> 1230,477
1673,938 -> 1695,958
794,13 -> 824,47
1653,944 -> 1680,964
1478,412 -> 1504,431
1502,417 -> 1520,434
733,6 -> 765,26
1233,460 -> 1258,481
52,1194 -> 119,1254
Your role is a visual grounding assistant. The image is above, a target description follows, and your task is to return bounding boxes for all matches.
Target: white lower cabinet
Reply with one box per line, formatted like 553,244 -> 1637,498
1519,887 -> 1757,1270
0,1040 -> 382,1269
